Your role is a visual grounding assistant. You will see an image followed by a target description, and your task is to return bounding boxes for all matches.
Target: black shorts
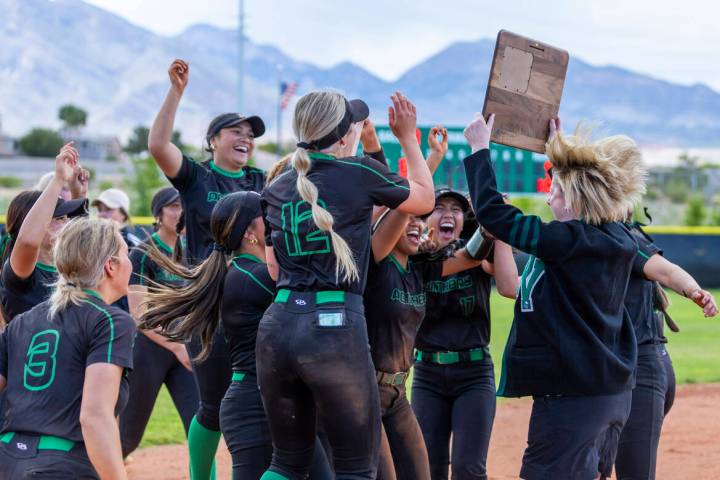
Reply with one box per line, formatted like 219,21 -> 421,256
0,433 -> 97,479
521,390 -> 632,480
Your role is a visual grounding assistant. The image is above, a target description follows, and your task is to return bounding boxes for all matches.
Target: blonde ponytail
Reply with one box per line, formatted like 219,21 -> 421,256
292,91 -> 359,283
49,218 -> 123,318
292,147 -> 359,283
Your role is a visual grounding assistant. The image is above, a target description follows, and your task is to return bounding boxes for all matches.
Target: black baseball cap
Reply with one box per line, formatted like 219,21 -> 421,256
212,191 -> 263,252
434,188 -> 471,213
206,113 -> 266,142
297,98 -> 369,150
53,198 -> 88,218
151,187 -> 180,218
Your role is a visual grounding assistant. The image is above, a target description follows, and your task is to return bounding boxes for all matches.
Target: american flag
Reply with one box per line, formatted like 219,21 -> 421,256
279,81 -> 298,110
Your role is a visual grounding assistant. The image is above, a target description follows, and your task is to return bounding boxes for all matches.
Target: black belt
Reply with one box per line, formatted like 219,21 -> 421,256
376,370 -> 409,386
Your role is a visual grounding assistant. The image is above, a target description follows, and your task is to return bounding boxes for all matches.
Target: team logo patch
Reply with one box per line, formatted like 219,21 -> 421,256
295,299 -> 307,305
16,442 -> 28,451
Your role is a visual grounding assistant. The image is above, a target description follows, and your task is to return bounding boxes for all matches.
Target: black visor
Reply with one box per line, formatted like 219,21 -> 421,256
54,198 -> 88,219
297,98 -> 369,150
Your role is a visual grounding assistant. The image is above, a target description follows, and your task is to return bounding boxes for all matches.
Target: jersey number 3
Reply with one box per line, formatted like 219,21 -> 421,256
24,329 -> 60,391
282,200 -> 331,256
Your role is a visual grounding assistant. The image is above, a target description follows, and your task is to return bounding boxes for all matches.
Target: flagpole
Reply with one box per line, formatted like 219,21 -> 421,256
276,64 -> 283,157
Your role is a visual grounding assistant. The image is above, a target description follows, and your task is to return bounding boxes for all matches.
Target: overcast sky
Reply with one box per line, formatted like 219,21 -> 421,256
85,0 -> 720,90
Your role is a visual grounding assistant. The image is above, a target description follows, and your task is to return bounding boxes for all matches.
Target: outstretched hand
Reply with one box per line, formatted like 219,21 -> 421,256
428,126 -> 449,156
55,142 -> 79,184
360,119 -> 381,152
463,113 -> 494,153
168,59 -> 189,94
388,91 -> 417,142
68,165 -> 90,199
690,289 -> 718,317
418,227 -> 438,253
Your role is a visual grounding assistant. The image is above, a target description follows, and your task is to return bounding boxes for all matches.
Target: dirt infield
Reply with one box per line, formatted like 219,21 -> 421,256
126,383 -> 720,479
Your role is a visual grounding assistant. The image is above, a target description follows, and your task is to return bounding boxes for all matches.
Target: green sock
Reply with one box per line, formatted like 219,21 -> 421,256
260,471 -> 290,480
188,416 -> 220,480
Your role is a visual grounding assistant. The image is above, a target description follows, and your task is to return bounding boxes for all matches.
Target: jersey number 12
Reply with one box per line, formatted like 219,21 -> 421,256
281,200 -> 331,256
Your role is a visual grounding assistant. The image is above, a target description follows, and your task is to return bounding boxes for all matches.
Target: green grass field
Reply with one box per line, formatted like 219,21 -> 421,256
139,289 -> 719,448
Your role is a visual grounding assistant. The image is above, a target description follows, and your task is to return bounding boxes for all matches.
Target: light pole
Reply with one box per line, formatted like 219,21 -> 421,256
276,64 -> 284,156
238,0 -> 245,113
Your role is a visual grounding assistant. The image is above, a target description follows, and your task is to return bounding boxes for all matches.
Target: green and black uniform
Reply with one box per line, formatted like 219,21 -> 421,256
219,253 -> 332,479
364,254 -> 442,480
0,294 -> 135,478
0,260 -> 57,322
166,154 -> 265,480
613,225 -> 668,479
258,151 -> 410,479
411,255 -> 497,480
463,149 -> 637,480
169,155 -> 265,265
119,233 -> 199,457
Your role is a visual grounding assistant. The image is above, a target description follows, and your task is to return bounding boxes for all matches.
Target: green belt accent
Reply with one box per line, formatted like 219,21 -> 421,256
316,291 -> 345,304
414,347 -> 486,365
38,435 -> 75,452
275,289 -> 291,303
274,289 -> 345,304
232,371 -> 246,382
1,432 -> 75,452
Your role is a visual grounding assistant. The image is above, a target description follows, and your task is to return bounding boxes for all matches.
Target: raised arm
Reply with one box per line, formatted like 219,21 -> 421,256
426,126 -> 448,175
371,210 -> 410,263
11,143 -> 78,279
389,93 -> 435,216
148,59 -> 188,178
643,255 -> 718,317
462,115 -> 574,262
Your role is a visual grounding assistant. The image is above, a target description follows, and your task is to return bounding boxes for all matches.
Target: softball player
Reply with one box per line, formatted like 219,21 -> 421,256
118,187 -> 198,458
140,192 -> 332,479
368,201 -> 515,480
0,143 -> 87,322
257,91 -> 434,479
410,187 -> 517,480
610,222 -> 717,479
0,217 -> 135,479
463,115 -> 646,480
148,58 -> 266,480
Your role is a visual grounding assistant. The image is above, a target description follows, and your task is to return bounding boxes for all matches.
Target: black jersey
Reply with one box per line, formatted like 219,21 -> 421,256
221,254 -> 275,374
0,260 -> 57,322
364,254 -> 443,373
0,293 -> 135,441
168,155 -> 265,265
464,149 -> 638,397
262,152 -> 410,294
625,226 -> 663,345
415,262 -> 493,352
129,233 -> 185,288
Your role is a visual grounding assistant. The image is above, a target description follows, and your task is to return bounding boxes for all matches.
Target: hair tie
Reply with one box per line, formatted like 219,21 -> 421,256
211,242 -> 231,254
297,141 -> 314,149
66,282 -> 77,288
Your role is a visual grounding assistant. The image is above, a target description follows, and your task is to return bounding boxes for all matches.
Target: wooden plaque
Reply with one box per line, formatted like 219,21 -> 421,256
483,30 -> 569,153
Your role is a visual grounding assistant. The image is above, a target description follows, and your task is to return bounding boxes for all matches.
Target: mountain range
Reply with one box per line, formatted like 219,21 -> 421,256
1,0 -> 720,147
